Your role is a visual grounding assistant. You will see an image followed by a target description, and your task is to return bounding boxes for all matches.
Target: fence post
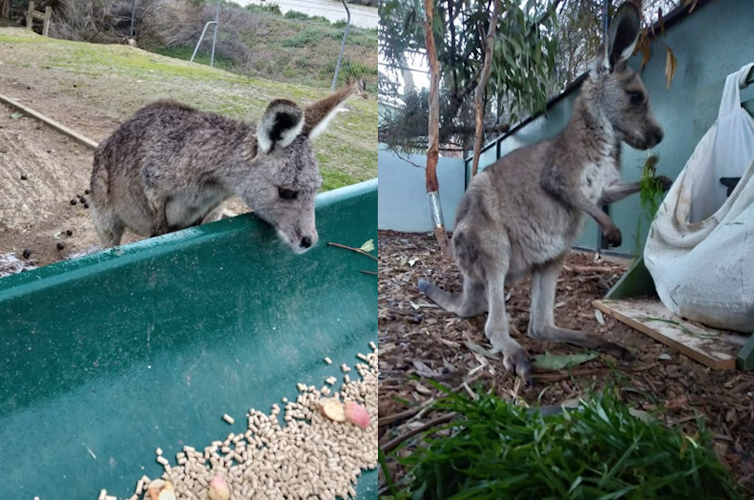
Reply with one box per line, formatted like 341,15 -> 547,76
42,6 -> 51,37
130,0 -> 136,38
210,0 -> 220,67
331,0 -> 351,90
26,1 -> 33,30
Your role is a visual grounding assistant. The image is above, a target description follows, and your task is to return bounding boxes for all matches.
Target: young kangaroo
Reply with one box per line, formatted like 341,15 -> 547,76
89,82 -> 358,253
419,2 -> 671,384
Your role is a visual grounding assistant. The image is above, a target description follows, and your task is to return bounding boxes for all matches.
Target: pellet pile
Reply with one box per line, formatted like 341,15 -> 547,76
99,342 -> 378,500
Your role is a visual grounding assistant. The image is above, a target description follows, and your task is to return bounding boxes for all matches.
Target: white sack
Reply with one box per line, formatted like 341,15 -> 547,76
644,63 -> 754,334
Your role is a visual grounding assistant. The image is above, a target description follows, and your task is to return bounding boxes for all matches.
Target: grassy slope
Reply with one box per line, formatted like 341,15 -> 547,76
153,7 -> 378,93
0,29 -> 377,191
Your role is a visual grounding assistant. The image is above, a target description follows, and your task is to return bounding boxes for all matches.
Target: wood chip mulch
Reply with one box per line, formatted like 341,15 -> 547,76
377,230 -> 754,494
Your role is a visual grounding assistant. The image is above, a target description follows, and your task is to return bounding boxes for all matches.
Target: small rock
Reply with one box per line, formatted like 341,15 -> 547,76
658,353 -> 672,360
56,242 -> 65,250
22,249 -> 31,259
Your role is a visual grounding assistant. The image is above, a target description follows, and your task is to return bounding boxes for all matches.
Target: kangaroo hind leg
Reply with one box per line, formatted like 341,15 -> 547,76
419,276 -> 487,318
528,257 -> 631,360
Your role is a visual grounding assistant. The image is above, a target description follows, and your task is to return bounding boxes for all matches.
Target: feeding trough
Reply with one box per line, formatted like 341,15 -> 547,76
0,179 -> 378,499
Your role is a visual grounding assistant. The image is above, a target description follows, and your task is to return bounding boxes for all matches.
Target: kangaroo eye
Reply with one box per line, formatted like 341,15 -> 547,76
278,188 -> 298,200
628,91 -> 644,105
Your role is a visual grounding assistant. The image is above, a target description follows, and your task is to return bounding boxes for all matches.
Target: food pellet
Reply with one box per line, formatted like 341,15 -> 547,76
323,357 -> 332,364
222,414 -> 235,425
103,342 -> 377,500
155,447 -> 163,456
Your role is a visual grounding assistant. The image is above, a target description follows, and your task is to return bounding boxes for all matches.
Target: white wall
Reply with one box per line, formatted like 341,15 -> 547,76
378,146 -> 466,232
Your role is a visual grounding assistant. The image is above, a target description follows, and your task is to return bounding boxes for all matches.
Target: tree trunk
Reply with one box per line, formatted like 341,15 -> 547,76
470,0 -> 502,178
423,0 -> 451,258
1,0 -> 10,19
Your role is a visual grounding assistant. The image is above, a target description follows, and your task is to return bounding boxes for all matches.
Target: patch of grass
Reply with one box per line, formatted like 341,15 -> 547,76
383,386 -> 744,500
281,29 -> 323,48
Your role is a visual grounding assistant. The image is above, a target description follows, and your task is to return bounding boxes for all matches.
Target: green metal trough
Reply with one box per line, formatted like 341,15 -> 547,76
0,179 -> 378,499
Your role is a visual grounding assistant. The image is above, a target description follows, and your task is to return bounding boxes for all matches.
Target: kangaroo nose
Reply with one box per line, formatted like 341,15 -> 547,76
300,236 -> 312,249
654,128 -> 664,145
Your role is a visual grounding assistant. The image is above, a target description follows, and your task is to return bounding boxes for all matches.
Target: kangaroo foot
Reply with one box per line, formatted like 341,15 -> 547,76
502,345 -> 533,386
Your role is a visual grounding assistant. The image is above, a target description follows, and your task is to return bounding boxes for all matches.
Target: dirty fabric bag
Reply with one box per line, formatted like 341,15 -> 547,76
644,63 -> 754,334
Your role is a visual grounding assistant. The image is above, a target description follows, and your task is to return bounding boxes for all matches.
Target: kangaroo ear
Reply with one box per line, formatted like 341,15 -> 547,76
257,99 -> 304,154
605,2 -> 642,70
301,81 -> 358,140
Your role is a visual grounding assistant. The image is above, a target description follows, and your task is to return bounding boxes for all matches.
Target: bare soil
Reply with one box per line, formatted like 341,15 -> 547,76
378,230 -> 754,494
0,102 -> 105,269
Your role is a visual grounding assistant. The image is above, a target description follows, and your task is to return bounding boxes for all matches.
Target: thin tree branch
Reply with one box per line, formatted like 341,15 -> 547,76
471,0 -> 503,178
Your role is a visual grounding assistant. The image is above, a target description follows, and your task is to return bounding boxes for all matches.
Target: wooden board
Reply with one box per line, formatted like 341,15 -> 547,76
594,298 -> 748,371
0,93 -> 99,150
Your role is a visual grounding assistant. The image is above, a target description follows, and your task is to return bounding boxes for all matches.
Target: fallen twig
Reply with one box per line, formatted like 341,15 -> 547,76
532,362 -> 659,382
380,413 -> 457,454
378,372 -> 487,427
360,270 -> 377,275
563,264 -> 625,274
327,241 -> 378,261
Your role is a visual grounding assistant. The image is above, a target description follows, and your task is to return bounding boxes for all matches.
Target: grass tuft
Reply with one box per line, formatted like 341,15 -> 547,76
382,386 -> 743,500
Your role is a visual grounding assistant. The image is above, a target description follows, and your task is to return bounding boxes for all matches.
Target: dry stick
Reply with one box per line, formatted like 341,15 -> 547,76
563,264 -> 624,274
532,362 -> 659,382
381,413 -> 457,454
378,372 -> 486,427
326,242 -> 378,261
360,270 -> 377,276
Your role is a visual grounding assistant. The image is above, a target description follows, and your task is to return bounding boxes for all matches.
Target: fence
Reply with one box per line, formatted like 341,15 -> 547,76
131,0 -> 377,94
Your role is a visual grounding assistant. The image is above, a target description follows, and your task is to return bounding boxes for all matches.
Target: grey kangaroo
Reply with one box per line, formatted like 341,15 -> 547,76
89,82 -> 358,253
419,2 -> 670,384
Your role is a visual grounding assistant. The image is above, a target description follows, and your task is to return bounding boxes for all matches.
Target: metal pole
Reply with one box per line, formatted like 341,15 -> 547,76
190,21 -> 217,63
210,0 -> 220,67
130,0 -> 136,38
331,0 -> 350,90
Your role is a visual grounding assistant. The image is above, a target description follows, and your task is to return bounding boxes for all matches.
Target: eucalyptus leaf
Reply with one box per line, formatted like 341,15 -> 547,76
532,352 -> 598,370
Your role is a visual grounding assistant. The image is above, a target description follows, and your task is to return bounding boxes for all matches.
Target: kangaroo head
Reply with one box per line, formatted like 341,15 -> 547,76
239,82 -> 357,254
586,2 -> 664,150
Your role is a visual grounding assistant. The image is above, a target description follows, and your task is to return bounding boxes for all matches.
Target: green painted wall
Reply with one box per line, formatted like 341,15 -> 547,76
467,0 -> 754,254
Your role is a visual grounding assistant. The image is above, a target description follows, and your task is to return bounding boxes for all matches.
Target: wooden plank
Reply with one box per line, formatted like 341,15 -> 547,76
0,94 -> 99,150
594,298 -> 747,371
26,1 -> 33,29
42,6 -> 50,37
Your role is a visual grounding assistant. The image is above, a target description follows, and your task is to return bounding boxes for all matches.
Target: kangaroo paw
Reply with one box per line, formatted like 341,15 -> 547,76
503,345 -> 533,386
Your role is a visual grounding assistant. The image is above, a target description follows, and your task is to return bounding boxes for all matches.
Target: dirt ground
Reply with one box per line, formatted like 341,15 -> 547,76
0,101 -> 104,269
377,230 -> 754,494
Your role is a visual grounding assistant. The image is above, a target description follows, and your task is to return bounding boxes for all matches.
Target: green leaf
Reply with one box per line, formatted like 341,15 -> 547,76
532,352 -> 598,370
10,113 -> 23,119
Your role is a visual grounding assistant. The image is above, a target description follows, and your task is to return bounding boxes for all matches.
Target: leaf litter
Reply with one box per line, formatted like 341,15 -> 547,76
378,230 -> 754,495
